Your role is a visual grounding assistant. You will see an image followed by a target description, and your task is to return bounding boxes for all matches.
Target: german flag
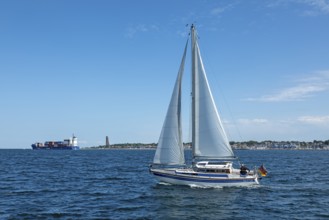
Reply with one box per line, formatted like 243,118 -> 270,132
258,164 -> 268,177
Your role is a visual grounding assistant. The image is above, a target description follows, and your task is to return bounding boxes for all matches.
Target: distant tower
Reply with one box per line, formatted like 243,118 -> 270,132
106,136 -> 110,147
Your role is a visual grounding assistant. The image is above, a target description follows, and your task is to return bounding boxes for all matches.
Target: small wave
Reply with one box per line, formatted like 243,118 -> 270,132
158,182 -> 172,186
234,184 -> 262,189
188,184 -> 223,189
105,177 -> 125,181
316,213 -> 329,218
114,205 -> 144,212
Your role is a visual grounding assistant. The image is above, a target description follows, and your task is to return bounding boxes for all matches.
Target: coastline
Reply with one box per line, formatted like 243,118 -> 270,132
2,140 -> 329,150
88,140 -> 329,150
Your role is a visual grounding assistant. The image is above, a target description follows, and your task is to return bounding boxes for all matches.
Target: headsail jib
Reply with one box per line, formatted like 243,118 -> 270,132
152,40 -> 189,166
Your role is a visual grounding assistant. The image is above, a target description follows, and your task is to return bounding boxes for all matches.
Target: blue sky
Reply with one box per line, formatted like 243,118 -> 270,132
1,0 -> 329,148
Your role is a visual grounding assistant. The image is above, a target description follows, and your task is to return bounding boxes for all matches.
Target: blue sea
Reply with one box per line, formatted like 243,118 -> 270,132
0,149 -> 328,219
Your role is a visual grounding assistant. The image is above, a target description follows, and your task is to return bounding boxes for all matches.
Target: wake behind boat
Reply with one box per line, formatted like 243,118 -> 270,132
150,25 -> 266,187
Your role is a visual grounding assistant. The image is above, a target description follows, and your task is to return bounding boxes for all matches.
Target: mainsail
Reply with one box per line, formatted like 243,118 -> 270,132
153,40 -> 188,165
191,25 -> 234,159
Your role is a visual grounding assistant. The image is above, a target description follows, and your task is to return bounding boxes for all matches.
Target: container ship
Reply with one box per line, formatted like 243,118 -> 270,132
31,135 -> 80,150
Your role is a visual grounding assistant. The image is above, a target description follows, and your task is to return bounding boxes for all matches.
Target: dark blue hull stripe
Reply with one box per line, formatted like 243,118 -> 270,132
195,173 -> 228,177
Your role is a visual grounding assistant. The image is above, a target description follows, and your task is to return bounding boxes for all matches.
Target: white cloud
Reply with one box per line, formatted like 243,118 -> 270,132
224,115 -> 329,141
257,84 -> 326,102
303,0 -> 329,14
211,7 -> 226,16
247,70 -> 329,102
229,116 -> 329,140
298,115 -> 329,124
210,3 -> 235,17
124,24 -> 159,38
268,0 -> 329,15
238,118 -> 269,125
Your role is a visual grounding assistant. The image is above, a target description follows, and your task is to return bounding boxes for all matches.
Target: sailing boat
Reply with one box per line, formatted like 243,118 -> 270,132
150,25 -> 262,187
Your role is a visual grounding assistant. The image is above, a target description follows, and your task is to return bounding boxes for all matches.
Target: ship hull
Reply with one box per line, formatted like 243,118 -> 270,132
150,168 -> 259,187
31,145 -> 80,150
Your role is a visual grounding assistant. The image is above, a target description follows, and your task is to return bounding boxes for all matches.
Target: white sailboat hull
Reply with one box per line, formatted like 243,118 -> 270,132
150,168 -> 259,187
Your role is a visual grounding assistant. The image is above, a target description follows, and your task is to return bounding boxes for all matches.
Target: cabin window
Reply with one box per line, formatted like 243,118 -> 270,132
208,161 -> 227,165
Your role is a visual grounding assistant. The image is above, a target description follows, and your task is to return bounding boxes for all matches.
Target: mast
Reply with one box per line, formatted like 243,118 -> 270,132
191,24 -> 197,160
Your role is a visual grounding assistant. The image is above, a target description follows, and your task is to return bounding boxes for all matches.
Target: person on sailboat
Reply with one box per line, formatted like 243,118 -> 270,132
240,164 -> 250,175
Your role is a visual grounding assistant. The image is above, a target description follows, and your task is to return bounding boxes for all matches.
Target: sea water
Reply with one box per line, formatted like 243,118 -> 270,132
0,149 -> 328,219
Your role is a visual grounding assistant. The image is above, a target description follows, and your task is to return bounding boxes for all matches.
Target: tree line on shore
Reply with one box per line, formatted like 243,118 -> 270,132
90,140 -> 329,150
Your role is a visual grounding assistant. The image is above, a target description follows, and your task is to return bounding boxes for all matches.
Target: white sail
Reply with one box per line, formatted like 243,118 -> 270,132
191,26 -> 234,159
153,41 -> 188,165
